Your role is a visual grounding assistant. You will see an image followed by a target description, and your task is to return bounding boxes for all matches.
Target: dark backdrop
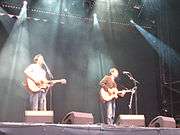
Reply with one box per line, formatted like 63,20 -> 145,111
0,14 -> 160,125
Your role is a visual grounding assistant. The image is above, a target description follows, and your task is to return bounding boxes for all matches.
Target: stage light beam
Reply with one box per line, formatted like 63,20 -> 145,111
0,1 -> 31,119
131,21 -> 180,67
17,0 -> 28,23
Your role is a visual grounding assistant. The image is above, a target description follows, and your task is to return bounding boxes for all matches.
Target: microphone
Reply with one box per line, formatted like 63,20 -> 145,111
123,71 -> 135,81
123,71 -> 130,74
123,71 -> 140,84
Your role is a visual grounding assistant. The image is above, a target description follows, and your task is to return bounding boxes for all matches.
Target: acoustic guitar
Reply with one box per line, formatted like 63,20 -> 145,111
100,87 -> 133,102
24,78 -> 66,93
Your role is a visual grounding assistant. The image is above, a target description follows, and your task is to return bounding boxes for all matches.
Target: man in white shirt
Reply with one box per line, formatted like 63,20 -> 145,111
24,54 -> 48,111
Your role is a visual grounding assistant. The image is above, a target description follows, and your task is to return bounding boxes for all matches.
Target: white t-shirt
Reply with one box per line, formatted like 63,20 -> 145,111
24,64 -> 46,81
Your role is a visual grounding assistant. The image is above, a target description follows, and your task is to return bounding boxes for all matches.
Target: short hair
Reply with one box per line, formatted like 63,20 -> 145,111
109,67 -> 119,74
33,54 -> 43,63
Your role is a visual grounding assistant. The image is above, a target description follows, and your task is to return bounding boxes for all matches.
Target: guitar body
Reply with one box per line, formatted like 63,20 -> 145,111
24,78 -> 67,93
100,88 -> 119,102
100,88 -> 132,102
24,78 -> 48,93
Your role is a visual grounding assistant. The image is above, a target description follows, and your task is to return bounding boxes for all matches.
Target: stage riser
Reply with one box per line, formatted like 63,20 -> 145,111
116,115 -> 145,127
25,111 -> 54,123
0,125 -> 180,135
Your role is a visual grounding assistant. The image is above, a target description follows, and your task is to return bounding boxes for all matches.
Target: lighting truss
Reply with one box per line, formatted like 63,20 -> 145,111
0,1 -> 152,28
84,0 -> 96,8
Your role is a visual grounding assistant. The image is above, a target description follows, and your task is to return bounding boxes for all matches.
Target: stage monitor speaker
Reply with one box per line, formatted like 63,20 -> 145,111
25,111 -> 54,123
148,116 -> 176,128
61,111 -> 94,124
116,115 -> 145,127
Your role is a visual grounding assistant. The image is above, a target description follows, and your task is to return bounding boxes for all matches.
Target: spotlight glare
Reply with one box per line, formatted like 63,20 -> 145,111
130,20 -> 134,24
0,13 -> 5,16
47,0 -> 54,5
93,13 -> 98,26
64,8 -> 68,12
133,5 -> 141,10
8,14 -> 14,18
23,1 -> 28,6
93,13 -> 97,18
42,19 -> 48,22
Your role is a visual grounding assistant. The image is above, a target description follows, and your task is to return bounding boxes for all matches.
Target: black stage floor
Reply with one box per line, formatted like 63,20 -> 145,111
0,122 -> 179,135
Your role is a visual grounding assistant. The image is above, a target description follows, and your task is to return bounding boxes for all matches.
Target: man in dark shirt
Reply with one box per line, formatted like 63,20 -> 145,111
99,68 -> 125,125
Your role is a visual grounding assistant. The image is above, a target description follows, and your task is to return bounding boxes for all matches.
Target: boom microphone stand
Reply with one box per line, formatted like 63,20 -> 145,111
123,71 -> 140,114
44,61 -> 54,110
129,86 -> 137,114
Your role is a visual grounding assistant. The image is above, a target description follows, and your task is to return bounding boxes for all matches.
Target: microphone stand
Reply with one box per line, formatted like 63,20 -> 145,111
125,72 -> 139,114
44,62 -> 53,79
44,61 -> 53,111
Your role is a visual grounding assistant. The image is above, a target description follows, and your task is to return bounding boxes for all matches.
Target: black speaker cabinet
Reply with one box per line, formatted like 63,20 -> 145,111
25,111 -> 54,123
148,116 -> 176,128
61,111 -> 94,124
116,115 -> 145,127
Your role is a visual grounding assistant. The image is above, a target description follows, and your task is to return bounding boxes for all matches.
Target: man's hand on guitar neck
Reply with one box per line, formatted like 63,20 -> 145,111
131,89 -> 136,94
119,89 -> 136,97
119,90 -> 126,97
60,79 -> 67,84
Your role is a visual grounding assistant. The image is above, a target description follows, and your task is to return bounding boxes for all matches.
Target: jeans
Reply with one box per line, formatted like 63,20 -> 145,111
106,99 -> 116,125
29,90 -> 47,111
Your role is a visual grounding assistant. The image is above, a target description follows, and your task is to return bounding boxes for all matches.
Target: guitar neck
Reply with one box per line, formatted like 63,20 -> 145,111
118,90 -> 132,93
48,80 -> 62,83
